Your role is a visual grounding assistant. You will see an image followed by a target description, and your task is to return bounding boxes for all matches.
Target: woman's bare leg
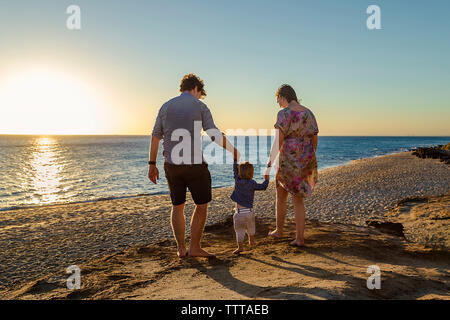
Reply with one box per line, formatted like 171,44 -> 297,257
269,184 -> 289,238
291,194 -> 306,246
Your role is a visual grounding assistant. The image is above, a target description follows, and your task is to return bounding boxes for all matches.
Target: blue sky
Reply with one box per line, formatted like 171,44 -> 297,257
0,0 -> 449,135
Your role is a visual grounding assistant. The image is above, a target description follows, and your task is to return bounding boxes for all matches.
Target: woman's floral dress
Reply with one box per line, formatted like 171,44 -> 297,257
274,107 -> 319,197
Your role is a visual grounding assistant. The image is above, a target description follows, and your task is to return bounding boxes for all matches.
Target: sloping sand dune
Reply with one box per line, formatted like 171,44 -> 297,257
3,215 -> 449,300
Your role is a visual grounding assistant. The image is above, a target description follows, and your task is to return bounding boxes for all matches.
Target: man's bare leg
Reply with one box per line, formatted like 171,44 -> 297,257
188,203 -> 215,257
171,203 -> 187,257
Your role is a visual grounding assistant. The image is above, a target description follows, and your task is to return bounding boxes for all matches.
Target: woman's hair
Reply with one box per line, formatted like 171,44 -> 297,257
179,73 -> 206,97
238,162 -> 254,180
276,84 -> 298,103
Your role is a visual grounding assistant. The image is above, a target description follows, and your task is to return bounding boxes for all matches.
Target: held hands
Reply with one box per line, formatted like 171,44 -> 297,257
264,161 -> 271,181
148,165 -> 159,184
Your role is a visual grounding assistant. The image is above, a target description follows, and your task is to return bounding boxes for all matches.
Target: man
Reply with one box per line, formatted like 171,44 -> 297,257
148,73 -> 240,258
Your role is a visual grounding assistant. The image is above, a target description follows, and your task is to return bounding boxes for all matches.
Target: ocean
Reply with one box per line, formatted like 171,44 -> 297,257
0,135 -> 448,211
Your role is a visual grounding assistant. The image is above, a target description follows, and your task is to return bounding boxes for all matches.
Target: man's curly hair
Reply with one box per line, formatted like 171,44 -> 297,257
179,73 -> 206,98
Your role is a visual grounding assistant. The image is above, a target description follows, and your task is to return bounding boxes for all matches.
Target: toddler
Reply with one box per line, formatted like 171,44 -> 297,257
230,161 -> 269,253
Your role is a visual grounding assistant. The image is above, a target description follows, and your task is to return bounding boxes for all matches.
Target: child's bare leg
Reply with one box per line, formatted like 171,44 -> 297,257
233,218 -> 245,254
248,211 -> 256,246
233,242 -> 244,254
249,235 -> 256,246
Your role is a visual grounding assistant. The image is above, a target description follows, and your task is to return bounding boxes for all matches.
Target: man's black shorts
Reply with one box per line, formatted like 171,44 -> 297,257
163,163 -> 212,206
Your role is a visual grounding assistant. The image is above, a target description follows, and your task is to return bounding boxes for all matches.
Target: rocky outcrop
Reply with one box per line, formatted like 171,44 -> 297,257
411,143 -> 450,164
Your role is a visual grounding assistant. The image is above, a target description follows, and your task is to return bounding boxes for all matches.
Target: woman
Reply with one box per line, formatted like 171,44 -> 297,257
265,84 -> 319,246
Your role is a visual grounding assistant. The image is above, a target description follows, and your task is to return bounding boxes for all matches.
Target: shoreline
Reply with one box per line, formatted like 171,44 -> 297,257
0,150 -> 449,294
0,149 -> 422,213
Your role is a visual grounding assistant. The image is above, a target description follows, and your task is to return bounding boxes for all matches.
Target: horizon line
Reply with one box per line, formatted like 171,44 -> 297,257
0,134 -> 449,138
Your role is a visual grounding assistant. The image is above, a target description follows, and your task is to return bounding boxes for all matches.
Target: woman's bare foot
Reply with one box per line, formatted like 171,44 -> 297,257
289,239 -> 305,247
268,229 -> 283,238
177,247 -> 187,258
187,247 -> 216,258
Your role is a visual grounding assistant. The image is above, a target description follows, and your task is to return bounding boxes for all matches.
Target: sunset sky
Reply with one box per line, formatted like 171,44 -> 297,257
0,0 -> 449,136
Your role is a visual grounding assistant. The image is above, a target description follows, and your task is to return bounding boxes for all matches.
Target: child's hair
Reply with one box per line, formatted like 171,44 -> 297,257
238,162 -> 254,180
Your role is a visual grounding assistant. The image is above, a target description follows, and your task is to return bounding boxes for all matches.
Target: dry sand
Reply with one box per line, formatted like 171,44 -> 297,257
2,216 -> 449,300
0,151 -> 449,299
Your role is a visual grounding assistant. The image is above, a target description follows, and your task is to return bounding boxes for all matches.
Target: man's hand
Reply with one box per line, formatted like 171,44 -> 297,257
148,165 -> 159,184
148,135 -> 161,184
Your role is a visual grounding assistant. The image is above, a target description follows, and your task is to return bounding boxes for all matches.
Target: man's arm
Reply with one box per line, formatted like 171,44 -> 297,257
220,133 -> 240,161
200,104 -> 240,161
148,134 -> 161,163
148,105 -> 165,184
148,135 -> 161,184
204,129 -> 240,161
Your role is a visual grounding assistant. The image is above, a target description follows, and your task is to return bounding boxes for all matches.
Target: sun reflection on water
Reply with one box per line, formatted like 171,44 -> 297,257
27,137 -> 64,204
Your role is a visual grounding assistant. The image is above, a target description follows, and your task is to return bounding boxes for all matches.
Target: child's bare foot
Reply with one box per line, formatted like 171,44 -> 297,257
289,239 -> 305,247
234,242 -> 244,254
268,229 -> 283,238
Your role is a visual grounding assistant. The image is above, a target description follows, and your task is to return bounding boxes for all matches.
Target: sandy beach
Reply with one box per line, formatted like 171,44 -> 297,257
0,151 -> 449,299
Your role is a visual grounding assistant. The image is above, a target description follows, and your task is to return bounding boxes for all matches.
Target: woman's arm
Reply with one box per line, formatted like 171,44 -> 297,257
312,134 -> 318,152
264,129 -> 284,178
270,128 -> 284,164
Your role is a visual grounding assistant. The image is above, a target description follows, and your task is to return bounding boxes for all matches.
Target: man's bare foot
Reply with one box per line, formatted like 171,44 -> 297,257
233,248 -> 243,254
177,247 -> 187,258
289,239 -> 305,247
187,247 -> 216,258
268,229 -> 283,238
249,241 -> 256,246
